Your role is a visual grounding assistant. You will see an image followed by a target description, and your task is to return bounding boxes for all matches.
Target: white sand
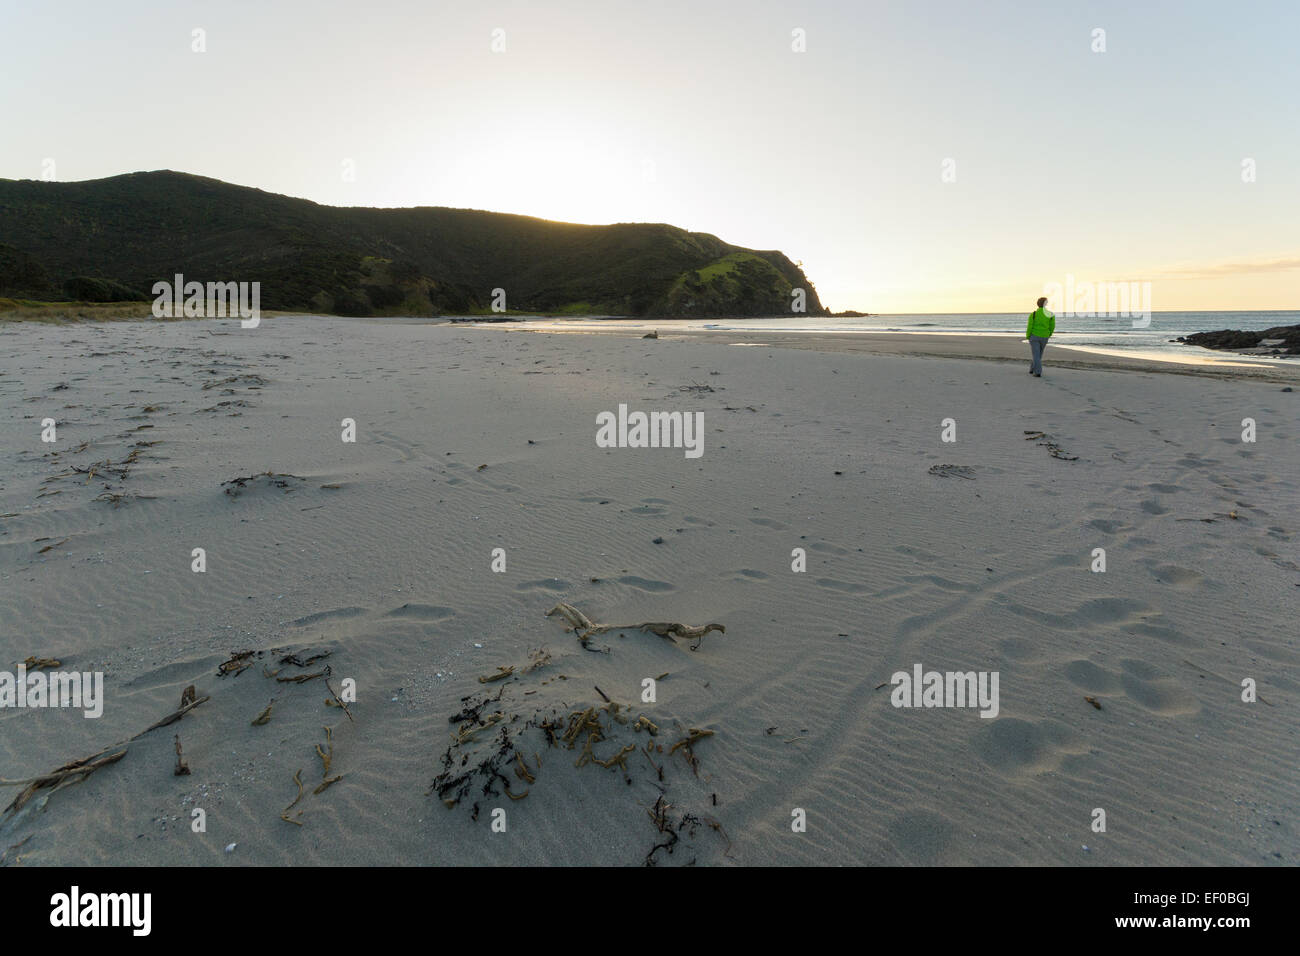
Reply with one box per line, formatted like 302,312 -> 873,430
1,315 -> 1295,866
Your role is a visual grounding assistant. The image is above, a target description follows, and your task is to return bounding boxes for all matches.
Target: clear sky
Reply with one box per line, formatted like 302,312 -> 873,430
2,0 -> 1297,313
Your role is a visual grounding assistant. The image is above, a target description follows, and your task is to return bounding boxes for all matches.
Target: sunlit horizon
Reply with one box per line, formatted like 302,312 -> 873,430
3,0 -> 1297,314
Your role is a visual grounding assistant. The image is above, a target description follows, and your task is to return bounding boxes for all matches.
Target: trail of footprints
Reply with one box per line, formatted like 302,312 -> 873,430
13,324 -> 1294,865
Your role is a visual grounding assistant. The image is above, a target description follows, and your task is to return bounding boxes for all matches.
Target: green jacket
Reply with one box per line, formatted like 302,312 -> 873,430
1027,306 -> 1055,338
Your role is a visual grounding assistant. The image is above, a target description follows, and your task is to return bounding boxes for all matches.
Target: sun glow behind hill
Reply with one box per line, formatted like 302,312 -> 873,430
1,0 -> 1297,313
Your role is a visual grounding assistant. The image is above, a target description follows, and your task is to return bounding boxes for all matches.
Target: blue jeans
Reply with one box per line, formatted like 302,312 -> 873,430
1029,335 -> 1049,375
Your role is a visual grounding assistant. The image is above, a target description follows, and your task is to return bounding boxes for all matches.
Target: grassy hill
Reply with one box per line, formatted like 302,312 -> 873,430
0,171 -> 825,317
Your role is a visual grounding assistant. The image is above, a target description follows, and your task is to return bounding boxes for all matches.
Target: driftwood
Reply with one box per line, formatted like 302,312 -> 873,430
546,603 -> 725,651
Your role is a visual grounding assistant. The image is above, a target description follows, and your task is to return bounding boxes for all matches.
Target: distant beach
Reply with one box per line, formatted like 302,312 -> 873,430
468,313 -> 1300,382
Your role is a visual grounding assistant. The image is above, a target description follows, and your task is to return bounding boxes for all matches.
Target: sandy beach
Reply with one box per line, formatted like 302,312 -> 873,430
1,315 -> 1296,866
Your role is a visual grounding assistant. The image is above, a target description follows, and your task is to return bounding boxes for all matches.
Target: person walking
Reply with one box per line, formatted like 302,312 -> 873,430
1026,296 -> 1055,377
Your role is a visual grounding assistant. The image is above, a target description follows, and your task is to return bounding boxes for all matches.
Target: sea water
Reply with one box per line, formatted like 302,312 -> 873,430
497,311 -> 1299,363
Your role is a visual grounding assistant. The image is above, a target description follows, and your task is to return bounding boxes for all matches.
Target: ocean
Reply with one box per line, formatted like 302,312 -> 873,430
501,311 -> 1299,363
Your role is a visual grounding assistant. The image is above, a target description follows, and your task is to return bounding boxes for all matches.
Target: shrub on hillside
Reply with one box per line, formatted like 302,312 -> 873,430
61,275 -> 147,302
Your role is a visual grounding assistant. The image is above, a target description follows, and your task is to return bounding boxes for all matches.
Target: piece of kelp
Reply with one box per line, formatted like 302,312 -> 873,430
251,700 -> 275,725
545,603 -> 725,651
1,686 -> 209,821
218,650 -> 257,676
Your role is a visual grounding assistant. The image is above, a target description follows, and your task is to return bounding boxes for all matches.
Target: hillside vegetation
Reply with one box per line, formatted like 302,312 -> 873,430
0,171 -> 824,317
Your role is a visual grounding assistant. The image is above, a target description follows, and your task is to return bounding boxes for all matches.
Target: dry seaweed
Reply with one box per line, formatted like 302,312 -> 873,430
217,650 -> 256,677
323,676 -> 354,722
1,751 -> 128,816
546,603 -> 725,651
669,728 -> 713,775
1023,430 -> 1080,461
276,668 -> 328,684
251,700 -> 275,726
313,775 -> 344,795
279,651 -> 331,668
316,726 -> 333,777
1,686 -> 209,821
203,373 -> 267,390
928,463 -> 975,479
434,684 -> 722,863
0,835 -> 32,867
222,471 -> 304,497
428,605 -> 729,863
513,751 -> 535,784
281,769 -> 305,825
93,490 -> 155,506
173,735 -> 190,776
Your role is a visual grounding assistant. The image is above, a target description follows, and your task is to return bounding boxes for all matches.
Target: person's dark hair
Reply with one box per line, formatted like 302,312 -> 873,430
1036,296 -> 1047,308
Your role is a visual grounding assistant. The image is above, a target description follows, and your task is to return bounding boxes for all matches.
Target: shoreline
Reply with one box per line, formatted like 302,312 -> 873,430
478,323 -> 1300,384
5,305 -> 1299,383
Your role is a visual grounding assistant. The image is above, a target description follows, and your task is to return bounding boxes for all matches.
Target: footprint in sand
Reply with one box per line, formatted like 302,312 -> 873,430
902,574 -> 978,593
888,809 -> 958,865
1088,518 -> 1126,535
616,575 -> 675,592
1146,483 -> 1184,494
1064,659 -> 1124,694
997,595 -> 1151,630
893,544 -> 939,563
1145,563 -> 1204,591
1122,621 -> 1192,646
998,636 -> 1042,662
974,717 -> 1088,776
289,606 -> 367,627
733,568 -> 770,581
1078,596 -> 1157,625
1118,659 -> 1199,716
749,517 -> 788,530
385,603 -> 456,621
815,577 -> 869,594
515,579 -> 573,593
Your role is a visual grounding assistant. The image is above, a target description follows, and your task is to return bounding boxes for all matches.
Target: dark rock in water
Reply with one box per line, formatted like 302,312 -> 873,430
1177,325 -> 1300,354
